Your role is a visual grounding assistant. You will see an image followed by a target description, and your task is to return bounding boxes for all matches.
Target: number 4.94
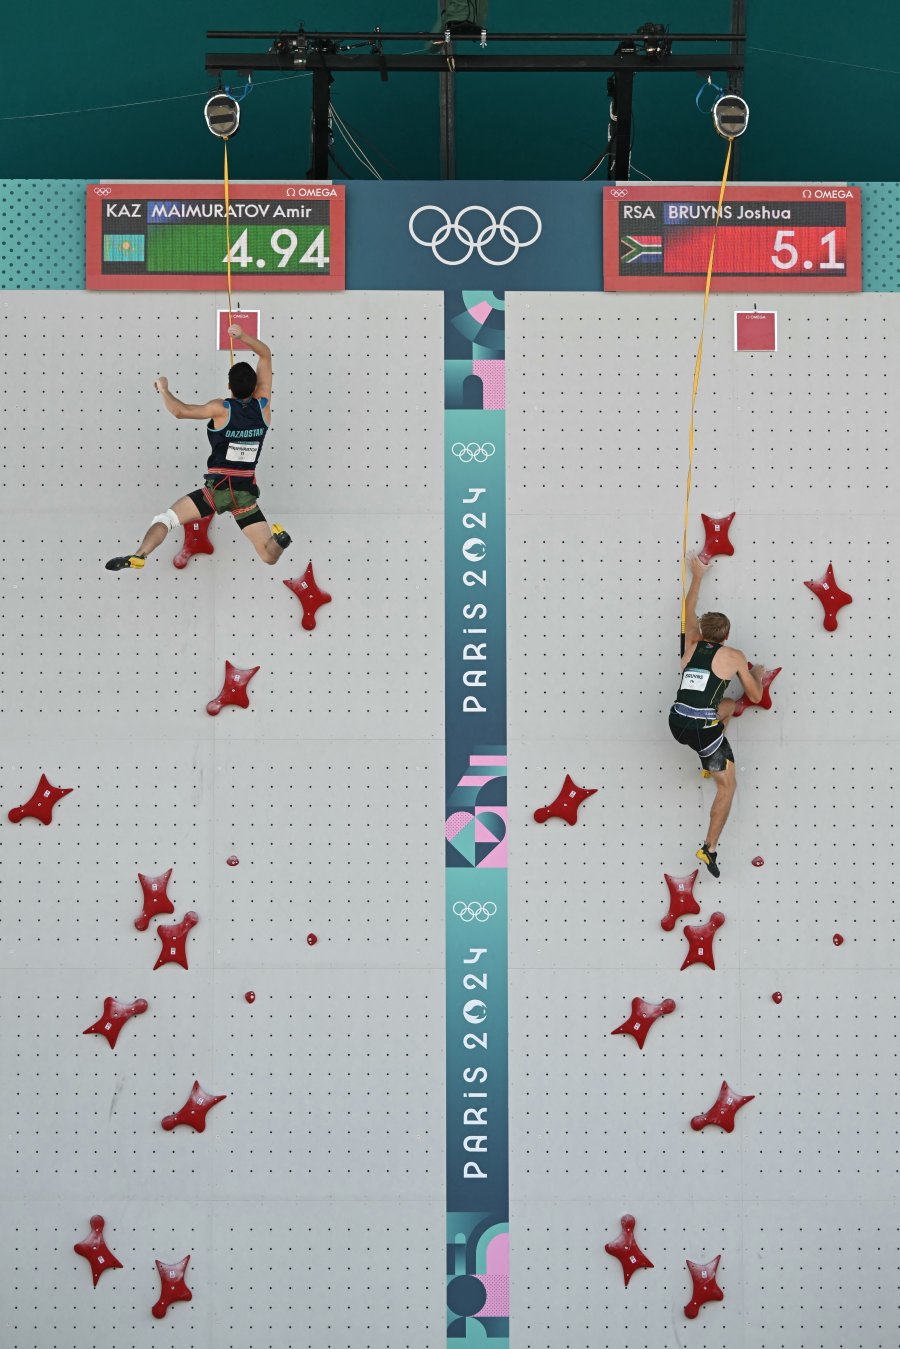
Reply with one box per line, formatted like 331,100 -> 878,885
223,228 -> 329,270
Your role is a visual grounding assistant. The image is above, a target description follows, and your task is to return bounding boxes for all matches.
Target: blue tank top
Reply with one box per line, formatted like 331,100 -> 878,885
206,397 -> 269,475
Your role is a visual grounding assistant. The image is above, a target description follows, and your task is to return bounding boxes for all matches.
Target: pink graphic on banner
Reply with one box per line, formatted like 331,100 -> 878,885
473,359 -> 506,410
474,1232 -> 510,1318
475,807 -> 507,868
446,811 -> 471,842
446,753 -> 508,867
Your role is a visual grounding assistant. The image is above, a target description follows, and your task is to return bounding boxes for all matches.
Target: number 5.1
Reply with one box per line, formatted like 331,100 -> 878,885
771,228 -> 842,271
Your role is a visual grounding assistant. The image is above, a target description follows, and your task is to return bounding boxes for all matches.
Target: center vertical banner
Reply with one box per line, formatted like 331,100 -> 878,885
444,291 -> 509,1347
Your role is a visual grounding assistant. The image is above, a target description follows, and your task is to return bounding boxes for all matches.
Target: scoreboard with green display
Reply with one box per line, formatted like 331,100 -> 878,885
603,184 -> 861,292
86,183 -> 345,291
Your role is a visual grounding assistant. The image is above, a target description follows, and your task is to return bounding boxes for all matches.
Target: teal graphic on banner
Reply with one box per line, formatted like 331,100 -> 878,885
444,290 -> 508,1347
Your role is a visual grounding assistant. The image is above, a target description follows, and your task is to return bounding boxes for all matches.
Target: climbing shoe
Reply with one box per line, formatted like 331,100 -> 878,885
105,554 -> 145,571
270,524 -> 292,550
696,843 -> 720,879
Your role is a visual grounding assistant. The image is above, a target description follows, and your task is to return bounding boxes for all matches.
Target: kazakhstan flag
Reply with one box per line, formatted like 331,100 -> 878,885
103,234 -> 145,262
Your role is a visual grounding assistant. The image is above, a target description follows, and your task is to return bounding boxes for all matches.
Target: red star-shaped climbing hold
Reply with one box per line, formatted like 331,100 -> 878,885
83,996 -> 149,1049
691,1080 -> 755,1133
604,1214 -> 654,1287
684,1254 -> 724,1319
152,1254 -> 192,1319
153,911 -> 199,971
805,562 -> 852,632
74,1215 -> 123,1287
206,661 -> 260,716
8,773 -> 73,825
681,911 -> 725,971
661,870 -> 701,932
135,868 -> 175,932
533,774 -> 597,825
698,512 -> 735,565
173,515 -> 214,569
161,1080 -> 226,1133
611,996 -> 677,1050
284,562 -> 332,631
731,665 -> 781,718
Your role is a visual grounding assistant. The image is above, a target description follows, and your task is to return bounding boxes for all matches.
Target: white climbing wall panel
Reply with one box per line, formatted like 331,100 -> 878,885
506,291 -> 899,1348
1,282 -> 898,1348
0,290 -> 446,1349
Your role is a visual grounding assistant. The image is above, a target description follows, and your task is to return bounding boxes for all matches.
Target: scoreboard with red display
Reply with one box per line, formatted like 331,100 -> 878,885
603,184 -> 861,292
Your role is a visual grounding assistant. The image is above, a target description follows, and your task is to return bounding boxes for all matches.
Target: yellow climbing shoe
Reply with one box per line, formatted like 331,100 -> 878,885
106,554 -> 145,571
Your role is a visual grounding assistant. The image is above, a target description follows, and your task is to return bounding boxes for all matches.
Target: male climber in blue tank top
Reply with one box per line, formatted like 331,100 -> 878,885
106,323 -> 291,571
669,554 -> 764,878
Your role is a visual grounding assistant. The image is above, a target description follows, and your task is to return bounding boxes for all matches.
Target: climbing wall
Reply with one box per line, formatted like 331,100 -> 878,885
506,290 -> 899,1348
1,277 -> 899,1348
0,289 -> 447,1348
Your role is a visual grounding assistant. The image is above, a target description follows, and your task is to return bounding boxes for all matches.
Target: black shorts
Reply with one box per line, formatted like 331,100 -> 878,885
188,475 -> 267,531
669,712 -> 735,773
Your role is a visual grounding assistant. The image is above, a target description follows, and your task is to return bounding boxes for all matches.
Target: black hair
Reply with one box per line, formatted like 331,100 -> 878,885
228,361 -> 257,400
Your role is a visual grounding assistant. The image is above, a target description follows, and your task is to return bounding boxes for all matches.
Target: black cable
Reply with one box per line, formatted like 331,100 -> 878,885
332,107 -> 405,176
328,147 -> 354,178
582,127 -> 616,180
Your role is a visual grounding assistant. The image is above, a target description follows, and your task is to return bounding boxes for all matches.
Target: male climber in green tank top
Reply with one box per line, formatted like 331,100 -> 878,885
669,554 -> 764,878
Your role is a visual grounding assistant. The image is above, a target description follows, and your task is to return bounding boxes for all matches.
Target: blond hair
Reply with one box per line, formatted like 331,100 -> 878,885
699,611 -> 730,643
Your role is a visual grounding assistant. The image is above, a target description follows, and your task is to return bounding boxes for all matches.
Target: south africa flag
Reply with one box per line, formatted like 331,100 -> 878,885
620,234 -> 662,265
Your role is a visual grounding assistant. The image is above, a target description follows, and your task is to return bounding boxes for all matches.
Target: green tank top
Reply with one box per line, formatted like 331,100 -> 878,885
676,641 -> 730,711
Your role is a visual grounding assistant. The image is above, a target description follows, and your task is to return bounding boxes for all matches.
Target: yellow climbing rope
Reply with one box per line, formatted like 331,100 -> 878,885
680,138 -> 733,652
223,138 -> 235,366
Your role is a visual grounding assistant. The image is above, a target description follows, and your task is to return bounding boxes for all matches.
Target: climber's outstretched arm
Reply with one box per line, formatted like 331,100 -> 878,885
155,376 -> 225,422
684,553 -> 708,647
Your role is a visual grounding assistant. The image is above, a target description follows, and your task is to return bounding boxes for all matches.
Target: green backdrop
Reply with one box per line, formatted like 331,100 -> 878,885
5,1 -> 898,182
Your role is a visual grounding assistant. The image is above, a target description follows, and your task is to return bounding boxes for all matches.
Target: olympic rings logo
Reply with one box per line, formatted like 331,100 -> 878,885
452,442 -> 495,463
452,901 -> 498,923
93,187 -> 112,196
408,205 -> 542,266
610,188 -> 629,198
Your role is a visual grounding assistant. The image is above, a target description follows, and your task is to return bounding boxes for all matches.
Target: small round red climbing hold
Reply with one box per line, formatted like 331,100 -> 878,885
244,991 -> 255,1004
751,856 -> 765,867
226,855 -> 240,867
307,932 -> 318,946
833,933 -> 844,946
771,991 -> 782,1004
